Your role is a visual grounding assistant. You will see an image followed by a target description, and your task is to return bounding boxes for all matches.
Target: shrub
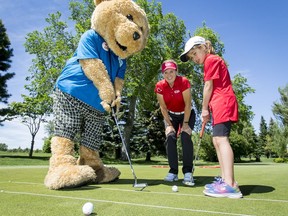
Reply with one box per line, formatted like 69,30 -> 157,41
273,158 -> 288,163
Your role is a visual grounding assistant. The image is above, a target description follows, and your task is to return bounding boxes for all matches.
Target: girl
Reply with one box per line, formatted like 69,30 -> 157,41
180,36 -> 242,198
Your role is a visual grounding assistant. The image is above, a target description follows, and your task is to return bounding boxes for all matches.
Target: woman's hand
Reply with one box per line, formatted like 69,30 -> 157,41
181,123 -> 192,135
165,125 -> 176,136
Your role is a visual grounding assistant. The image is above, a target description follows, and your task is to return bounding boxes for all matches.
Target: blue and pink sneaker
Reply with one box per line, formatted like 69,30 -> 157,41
203,181 -> 243,199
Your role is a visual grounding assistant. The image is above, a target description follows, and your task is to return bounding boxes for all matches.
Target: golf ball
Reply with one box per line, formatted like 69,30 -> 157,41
172,185 -> 178,192
82,202 -> 94,215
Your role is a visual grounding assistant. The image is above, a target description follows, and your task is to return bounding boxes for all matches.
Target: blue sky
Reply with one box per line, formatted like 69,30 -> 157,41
0,0 -> 287,150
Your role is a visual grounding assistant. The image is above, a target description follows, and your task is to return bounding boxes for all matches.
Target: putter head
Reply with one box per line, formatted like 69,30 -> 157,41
133,183 -> 148,190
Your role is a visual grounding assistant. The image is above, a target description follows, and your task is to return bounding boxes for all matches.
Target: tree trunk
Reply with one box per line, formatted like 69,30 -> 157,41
145,151 -> 151,161
121,95 -> 137,160
29,135 -> 35,158
115,146 -> 121,159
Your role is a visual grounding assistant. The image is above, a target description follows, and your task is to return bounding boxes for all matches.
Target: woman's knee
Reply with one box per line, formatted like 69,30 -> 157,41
166,131 -> 176,140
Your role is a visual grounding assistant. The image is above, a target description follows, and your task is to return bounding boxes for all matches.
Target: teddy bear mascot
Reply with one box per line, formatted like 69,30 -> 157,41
44,0 -> 149,189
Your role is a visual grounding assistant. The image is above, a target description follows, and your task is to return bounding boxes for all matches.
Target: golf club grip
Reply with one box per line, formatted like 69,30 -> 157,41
199,122 -> 206,138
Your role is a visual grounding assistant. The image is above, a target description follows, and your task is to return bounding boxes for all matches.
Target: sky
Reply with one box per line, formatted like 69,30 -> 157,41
0,0 -> 287,150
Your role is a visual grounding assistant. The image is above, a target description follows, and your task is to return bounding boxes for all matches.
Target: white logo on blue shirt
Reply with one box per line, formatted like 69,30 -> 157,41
118,57 -> 123,67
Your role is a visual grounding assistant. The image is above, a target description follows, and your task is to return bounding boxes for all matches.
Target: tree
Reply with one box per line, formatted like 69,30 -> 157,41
271,84 -> 288,159
0,19 -> 15,125
17,10 -> 78,156
232,74 -> 255,133
0,143 -> 8,151
19,0 -> 257,161
117,0 -> 187,159
42,120 -> 54,153
272,84 -> 288,126
9,94 -> 50,157
24,12 -> 77,114
230,131 -> 249,162
253,116 -> 268,162
238,121 -> 257,160
269,121 -> 288,159
265,118 -> 276,158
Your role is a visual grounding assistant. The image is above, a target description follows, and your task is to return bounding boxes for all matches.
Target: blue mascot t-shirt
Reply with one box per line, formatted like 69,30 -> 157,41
56,29 -> 127,112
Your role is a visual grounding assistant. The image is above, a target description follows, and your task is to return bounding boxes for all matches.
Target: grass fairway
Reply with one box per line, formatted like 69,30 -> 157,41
0,155 -> 287,215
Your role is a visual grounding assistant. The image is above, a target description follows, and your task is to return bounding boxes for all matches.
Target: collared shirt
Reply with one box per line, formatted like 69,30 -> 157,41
56,29 -> 126,112
204,54 -> 238,125
154,76 -> 190,112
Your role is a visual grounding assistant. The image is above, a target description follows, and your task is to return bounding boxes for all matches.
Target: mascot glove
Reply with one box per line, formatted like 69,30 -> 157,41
101,101 -> 112,113
111,95 -> 121,113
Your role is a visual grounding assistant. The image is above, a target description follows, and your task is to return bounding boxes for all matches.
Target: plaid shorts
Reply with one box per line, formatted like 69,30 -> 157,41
53,88 -> 105,150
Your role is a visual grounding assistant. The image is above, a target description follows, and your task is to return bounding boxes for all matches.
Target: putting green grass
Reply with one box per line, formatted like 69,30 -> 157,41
0,161 -> 287,216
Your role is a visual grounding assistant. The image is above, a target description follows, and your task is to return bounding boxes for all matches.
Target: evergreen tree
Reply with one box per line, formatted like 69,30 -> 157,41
0,19 -> 15,125
265,118 -> 276,158
271,84 -> 288,159
273,84 -> 288,126
256,116 -> 268,161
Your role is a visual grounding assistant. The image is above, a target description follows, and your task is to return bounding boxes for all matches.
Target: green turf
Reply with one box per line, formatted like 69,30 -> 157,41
0,155 -> 287,216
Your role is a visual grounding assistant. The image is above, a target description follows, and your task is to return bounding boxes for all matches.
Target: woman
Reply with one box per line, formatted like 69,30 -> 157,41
154,59 -> 196,186
180,36 -> 242,198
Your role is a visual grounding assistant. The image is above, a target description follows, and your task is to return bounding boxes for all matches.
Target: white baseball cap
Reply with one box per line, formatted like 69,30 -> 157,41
180,36 -> 206,62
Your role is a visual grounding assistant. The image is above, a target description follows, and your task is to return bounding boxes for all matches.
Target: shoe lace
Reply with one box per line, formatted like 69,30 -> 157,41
214,176 -> 223,183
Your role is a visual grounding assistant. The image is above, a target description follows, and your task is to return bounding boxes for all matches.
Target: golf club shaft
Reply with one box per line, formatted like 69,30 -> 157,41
193,122 -> 206,173
111,109 -> 138,184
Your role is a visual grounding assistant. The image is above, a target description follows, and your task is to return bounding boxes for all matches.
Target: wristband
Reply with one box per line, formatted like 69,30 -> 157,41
184,121 -> 189,123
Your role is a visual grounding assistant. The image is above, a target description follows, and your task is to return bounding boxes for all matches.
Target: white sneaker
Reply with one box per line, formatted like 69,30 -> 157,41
183,172 -> 195,186
164,173 -> 178,182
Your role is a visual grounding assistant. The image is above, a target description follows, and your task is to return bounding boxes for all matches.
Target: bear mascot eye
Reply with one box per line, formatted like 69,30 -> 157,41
126,14 -> 133,21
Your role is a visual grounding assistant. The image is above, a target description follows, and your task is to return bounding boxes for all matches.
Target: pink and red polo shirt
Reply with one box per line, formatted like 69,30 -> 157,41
155,76 -> 190,112
204,54 -> 238,125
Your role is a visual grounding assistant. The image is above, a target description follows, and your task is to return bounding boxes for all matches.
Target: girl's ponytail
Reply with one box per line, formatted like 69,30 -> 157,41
205,40 -> 215,54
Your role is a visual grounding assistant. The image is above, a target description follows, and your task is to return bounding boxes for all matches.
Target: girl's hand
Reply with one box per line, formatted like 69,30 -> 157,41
201,109 -> 210,123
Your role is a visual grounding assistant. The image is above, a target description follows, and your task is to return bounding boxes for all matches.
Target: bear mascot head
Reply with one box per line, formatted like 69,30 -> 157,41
44,0 -> 149,190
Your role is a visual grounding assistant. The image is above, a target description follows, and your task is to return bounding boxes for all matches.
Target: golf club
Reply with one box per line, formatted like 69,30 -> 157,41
111,108 -> 148,190
192,122 -> 206,174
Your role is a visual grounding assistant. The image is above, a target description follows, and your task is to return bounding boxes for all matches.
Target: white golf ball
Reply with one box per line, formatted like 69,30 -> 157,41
82,202 -> 94,215
172,185 -> 178,192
